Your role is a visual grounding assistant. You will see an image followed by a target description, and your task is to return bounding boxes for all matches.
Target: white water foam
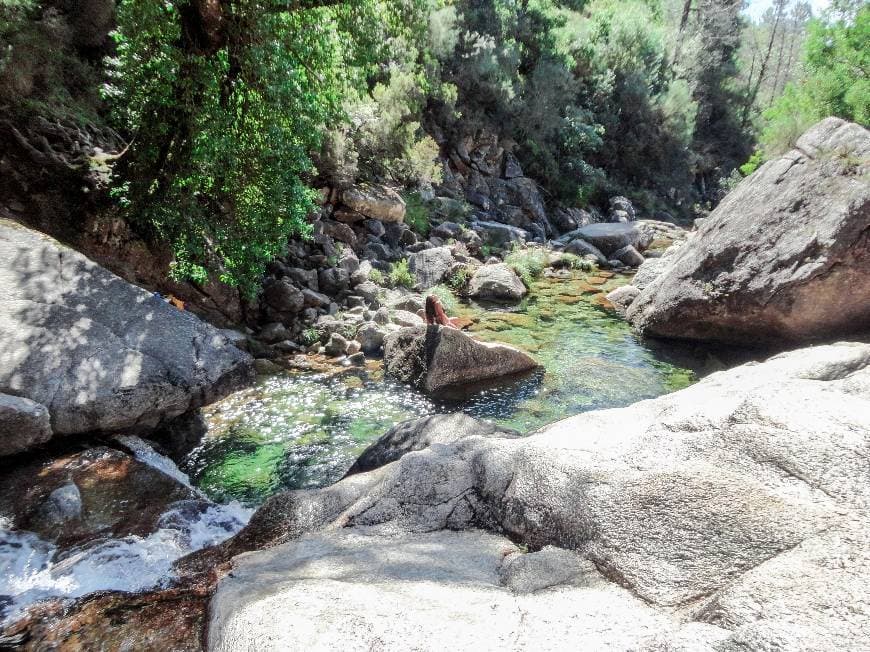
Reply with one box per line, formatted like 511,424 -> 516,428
0,441 -> 253,626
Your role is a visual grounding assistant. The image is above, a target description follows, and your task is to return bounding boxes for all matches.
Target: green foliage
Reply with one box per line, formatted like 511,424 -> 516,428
447,266 -> 471,291
0,1 -> 101,124
560,252 -> 595,272
402,191 -> 432,236
108,1 -> 417,296
739,150 -> 765,177
429,284 -> 458,312
388,258 -> 415,289
761,3 -> 869,156
302,327 -> 320,346
368,267 -> 386,285
505,247 -> 550,285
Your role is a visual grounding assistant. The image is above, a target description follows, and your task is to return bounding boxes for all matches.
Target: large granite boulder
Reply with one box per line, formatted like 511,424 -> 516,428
208,341 -> 870,650
561,222 -> 650,256
627,118 -> 870,345
341,185 -> 406,223
383,325 -> 539,395
468,263 -> 527,301
0,220 -> 253,448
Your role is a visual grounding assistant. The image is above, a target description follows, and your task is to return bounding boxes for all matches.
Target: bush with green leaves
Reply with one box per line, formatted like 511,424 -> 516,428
505,247 -> 550,285
388,259 -> 415,289
429,284 -> 459,313
107,1 -> 424,296
368,267 -> 386,285
402,191 -> 432,236
760,2 -> 869,158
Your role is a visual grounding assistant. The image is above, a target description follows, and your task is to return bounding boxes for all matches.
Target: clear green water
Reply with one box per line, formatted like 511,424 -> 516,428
183,271 -> 709,505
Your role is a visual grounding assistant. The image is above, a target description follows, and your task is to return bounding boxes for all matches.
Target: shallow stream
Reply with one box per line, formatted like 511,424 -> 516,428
183,271 -> 712,506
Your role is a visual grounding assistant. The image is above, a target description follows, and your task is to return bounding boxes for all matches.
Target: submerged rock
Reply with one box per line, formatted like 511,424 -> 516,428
0,219 -> 253,451
628,118 -> 870,346
0,445 -> 202,549
383,325 -> 539,395
208,341 -> 870,650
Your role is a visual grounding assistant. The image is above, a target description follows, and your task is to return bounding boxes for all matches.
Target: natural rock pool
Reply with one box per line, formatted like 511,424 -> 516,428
182,271 -> 710,505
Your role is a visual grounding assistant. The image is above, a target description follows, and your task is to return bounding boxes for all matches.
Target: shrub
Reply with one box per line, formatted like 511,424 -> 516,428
560,252 -> 596,272
505,247 -> 550,285
388,259 -> 415,289
403,192 -> 431,236
302,327 -> 320,345
447,266 -> 471,291
368,267 -> 385,285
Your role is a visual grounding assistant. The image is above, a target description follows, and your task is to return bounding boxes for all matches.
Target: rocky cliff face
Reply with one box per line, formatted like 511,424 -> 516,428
205,341 -> 870,650
0,219 -> 253,455
626,118 -> 870,346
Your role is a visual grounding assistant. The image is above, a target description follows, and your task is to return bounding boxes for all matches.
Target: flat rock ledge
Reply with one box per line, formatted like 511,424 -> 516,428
209,341 -> 870,651
0,219 -> 254,453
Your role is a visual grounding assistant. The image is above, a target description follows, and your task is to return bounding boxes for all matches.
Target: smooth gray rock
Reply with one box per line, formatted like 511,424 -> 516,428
0,220 -> 253,444
613,244 -> 644,267
561,222 -> 651,256
631,256 -> 670,292
383,325 -> 539,394
606,285 -> 641,316
564,237 -> 608,265
391,309 -> 423,328
468,263 -> 527,301
0,393 -> 52,456
353,280 -> 380,304
324,333 -> 348,357
344,413 -> 517,477
210,528 -> 697,652
407,246 -> 454,290
471,221 -> 528,247
37,481 -> 82,526
354,322 -> 386,354
628,118 -> 870,345
212,342 -> 870,651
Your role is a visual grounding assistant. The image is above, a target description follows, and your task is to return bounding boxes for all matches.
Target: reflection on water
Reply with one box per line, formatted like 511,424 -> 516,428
184,271 -> 713,505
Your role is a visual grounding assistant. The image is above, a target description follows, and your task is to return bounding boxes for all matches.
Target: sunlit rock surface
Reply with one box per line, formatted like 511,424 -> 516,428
627,118 -> 870,345
0,219 -> 253,451
209,341 -> 870,651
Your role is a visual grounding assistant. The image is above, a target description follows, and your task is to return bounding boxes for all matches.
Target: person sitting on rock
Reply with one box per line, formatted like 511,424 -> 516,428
425,295 -> 459,329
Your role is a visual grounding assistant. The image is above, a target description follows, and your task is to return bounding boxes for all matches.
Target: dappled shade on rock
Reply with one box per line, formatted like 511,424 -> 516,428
0,219 -> 254,452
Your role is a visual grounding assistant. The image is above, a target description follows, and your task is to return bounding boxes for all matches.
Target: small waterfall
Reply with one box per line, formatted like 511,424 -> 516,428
0,440 -> 254,626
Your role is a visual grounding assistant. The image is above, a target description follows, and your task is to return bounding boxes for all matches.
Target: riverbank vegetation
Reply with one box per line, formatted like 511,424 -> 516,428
1,0 -> 866,291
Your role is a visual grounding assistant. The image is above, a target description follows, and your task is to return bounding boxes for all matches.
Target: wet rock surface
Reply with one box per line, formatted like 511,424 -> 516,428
0,446 -> 202,549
